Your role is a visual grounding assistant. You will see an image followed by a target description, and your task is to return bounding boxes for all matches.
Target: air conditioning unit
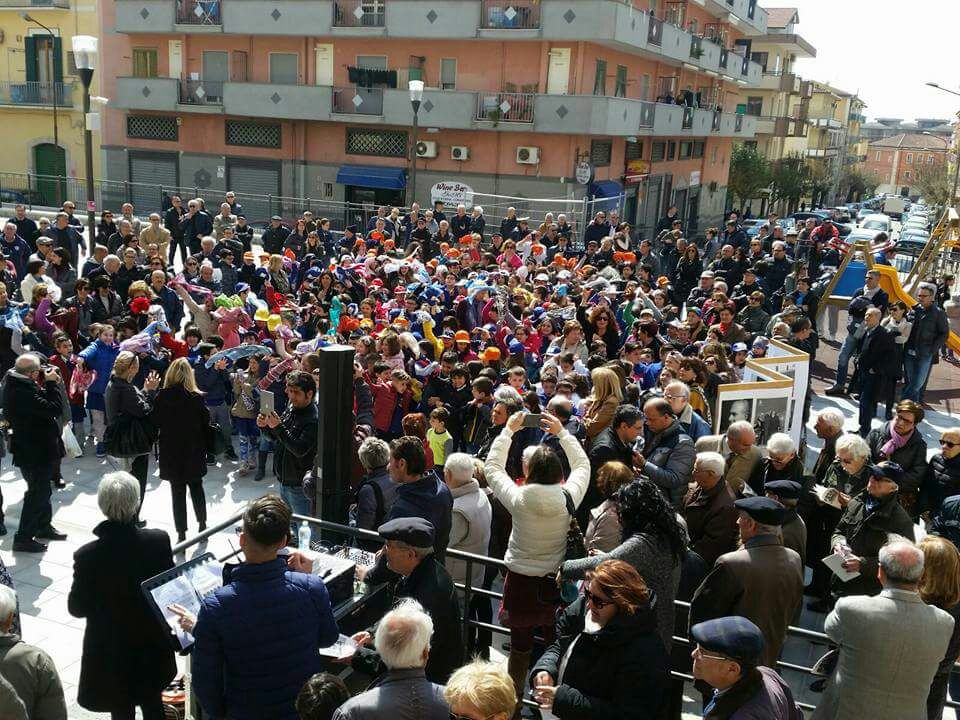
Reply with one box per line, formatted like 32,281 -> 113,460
415,140 -> 437,158
451,145 -> 470,161
516,146 -> 540,165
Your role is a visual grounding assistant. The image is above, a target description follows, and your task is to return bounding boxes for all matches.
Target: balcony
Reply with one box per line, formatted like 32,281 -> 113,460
647,15 -> 663,46
333,0 -> 384,28
810,117 -> 843,129
476,92 -> 535,123
754,115 -> 794,137
332,86 -> 384,115
702,0 -> 767,34
175,0 -> 221,27
479,0 -> 539,30
178,78 -> 224,108
0,0 -> 69,6
758,71 -> 800,94
0,81 -> 74,108
807,148 -> 839,158
114,76 -> 179,111
223,83 -> 333,121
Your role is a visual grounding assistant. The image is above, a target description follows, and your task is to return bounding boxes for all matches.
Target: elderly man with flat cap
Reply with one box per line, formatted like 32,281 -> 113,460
349,517 -> 463,684
764,480 -> 806,566
689,497 -> 803,669
691,616 -> 802,719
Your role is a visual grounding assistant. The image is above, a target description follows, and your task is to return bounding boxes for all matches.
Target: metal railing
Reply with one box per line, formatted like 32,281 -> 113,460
735,114 -> 744,132
178,78 -> 224,105
647,15 -> 663,45
0,0 -> 69,6
332,86 -> 384,115
682,106 -> 694,130
176,0 -> 221,24
711,110 -> 722,132
333,0 -> 386,27
718,47 -> 729,69
476,92 -> 534,123
170,511 -> 960,714
0,81 -> 72,108
638,101 -> 656,129
689,35 -> 703,59
480,0 -> 541,29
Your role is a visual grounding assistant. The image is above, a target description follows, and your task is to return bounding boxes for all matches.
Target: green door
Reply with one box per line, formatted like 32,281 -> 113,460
34,143 -> 66,207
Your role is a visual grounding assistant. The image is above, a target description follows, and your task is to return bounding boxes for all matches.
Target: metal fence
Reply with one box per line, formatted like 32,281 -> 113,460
480,0 -> 541,29
178,79 -> 224,106
333,0 -> 386,27
475,92 -> 535,123
332,86 -> 384,115
0,81 -> 73,108
176,0 -> 221,24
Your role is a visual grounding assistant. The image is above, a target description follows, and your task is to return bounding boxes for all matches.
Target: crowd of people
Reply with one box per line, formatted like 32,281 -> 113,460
0,191 -> 957,720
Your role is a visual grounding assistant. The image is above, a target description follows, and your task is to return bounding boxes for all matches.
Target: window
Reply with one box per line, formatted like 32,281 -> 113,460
132,48 -> 159,79
904,170 -> 911,180
667,141 -> 676,160
346,128 -> 408,157
225,121 -> 282,149
875,151 -> 881,162
679,141 -> 692,159
928,154 -> 935,164
127,114 -> 178,141
269,53 -> 299,85
711,146 -> 718,164
652,141 -> 666,163
356,55 -> 387,70
692,141 -> 705,159
905,153 -> 913,164
625,141 -> 644,161
614,65 -> 627,98
590,140 -> 613,167
593,59 -> 607,96
640,74 -> 650,101
752,51 -> 769,71
440,58 -> 457,90
745,96 -> 763,117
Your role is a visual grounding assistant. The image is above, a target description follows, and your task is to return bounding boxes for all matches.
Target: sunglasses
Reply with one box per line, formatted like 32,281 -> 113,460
583,587 -> 613,609
941,439 -> 960,449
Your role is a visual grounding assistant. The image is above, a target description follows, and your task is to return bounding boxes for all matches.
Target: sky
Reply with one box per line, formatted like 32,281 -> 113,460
776,0 -> 960,123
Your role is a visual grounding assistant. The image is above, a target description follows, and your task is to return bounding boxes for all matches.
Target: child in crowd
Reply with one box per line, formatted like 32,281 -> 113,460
428,407 -> 454,469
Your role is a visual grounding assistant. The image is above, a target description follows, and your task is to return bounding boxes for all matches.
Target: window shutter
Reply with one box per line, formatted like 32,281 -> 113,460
24,37 -> 37,83
53,37 -> 64,84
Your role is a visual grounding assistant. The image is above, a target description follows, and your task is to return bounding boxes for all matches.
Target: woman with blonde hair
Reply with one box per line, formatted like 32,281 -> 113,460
444,660 -> 516,720
267,253 -> 291,295
151,357 -> 211,541
582,366 -> 623,441
104,351 -> 161,524
919,535 -> 960,720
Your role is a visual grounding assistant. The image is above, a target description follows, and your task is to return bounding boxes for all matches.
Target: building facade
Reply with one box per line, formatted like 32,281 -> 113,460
100,0 -> 767,237
864,132 -> 948,198
0,0 -> 102,208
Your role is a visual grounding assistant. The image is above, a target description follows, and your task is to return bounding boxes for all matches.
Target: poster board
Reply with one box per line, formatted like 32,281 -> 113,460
715,339 -> 809,447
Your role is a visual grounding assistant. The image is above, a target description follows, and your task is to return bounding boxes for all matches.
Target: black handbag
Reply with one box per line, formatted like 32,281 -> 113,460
103,415 -> 157,458
562,489 -> 587,561
206,422 -> 228,456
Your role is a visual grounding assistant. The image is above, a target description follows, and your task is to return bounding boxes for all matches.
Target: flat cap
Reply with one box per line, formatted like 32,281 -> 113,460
764,480 -> 802,500
868,461 -> 904,483
270,215 -> 283,221
691,616 -> 765,666
377,517 -> 435,548
734,496 -> 786,526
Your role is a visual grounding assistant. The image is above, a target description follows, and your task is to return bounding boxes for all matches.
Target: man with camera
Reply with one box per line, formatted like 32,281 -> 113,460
2,354 -> 68,551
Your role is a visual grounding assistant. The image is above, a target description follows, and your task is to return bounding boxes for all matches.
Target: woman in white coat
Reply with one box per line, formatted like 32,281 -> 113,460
483,410 -> 590,704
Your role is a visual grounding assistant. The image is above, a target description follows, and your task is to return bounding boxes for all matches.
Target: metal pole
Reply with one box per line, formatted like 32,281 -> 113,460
409,103 -> 420,206
80,67 -> 95,250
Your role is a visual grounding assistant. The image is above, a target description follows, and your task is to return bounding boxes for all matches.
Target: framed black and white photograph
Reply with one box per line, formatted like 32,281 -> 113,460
753,397 -> 790,445
718,397 -> 753,435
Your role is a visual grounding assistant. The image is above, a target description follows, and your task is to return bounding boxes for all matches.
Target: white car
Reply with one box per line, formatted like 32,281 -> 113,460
859,214 -> 892,234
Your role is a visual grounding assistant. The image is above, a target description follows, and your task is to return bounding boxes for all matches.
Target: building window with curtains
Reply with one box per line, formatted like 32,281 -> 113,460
614,65 -> 627,98
593,59 -> 607,96
132,48 -> 159,78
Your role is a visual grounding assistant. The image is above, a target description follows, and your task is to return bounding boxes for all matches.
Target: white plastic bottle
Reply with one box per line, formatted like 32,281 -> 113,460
298,520 -> 311,550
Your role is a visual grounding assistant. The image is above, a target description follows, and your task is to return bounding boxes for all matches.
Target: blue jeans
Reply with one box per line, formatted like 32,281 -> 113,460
833,329 -> 858,389
902,353 -> 934,403
279,484 -> 313,544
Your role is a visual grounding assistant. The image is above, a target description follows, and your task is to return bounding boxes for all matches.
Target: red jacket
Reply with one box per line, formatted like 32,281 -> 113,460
367,377 -> 413,432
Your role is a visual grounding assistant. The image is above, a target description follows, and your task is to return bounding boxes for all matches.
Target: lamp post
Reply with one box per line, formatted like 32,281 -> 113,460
408,80 -> 424,207
925,83 -> 960,208
72,35 -> 98,242
21,13 -> 60,206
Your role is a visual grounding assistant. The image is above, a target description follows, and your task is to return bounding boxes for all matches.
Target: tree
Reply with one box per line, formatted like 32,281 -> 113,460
727,144 -> 770,211
913,161 -> 952,208
804,161 -> 832,207
768,153 -> 808,214
838,166 -> 880,203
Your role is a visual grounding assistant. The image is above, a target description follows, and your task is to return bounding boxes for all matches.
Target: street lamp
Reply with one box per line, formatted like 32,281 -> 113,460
21,12 -> 60,206
408,79 -> 424,206
72,35 -> 98,241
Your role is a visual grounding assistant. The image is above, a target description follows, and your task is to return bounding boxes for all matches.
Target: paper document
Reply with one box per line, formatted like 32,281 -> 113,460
813,484 -> 842,509
146,556 -> 222,649
822,553 -> 860,582
318,634 -> 358,658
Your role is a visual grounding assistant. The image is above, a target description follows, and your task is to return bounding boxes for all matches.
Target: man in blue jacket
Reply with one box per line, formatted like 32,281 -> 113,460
191,495 -> 339,720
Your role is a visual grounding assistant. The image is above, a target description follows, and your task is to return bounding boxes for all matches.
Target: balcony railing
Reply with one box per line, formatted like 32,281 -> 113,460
333,0 -> 385,27
648,15 -> 663,46
480,1 -> 540,29
735,114 -> 744,132
176,0 -> 221,24
748,0 -> 757,19
0,81 -> 72,107
178,78 -> 223,105
476,92 -> 534,123
718,47 -> 729,70
682,106 -> 694,129
332,86 -> 383,115
0,0 -> 69,6
690,35 -> 703,60
739,54 -> 750,77
711,110 -> 721,132
638,101 -> 655,129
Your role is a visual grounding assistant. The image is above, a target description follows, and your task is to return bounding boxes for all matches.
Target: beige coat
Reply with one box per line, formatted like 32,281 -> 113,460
695,434 -> 764,495
584,499 -> 622,554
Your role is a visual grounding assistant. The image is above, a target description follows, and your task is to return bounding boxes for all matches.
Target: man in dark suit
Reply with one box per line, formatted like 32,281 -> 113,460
854,307 -> 897,437
689,497 -> 803,669
164,195 -> 186,264
351,518 -> 464,685
585,404 -> 643,526
179,199 -> 213,255
44,212 -> 85,263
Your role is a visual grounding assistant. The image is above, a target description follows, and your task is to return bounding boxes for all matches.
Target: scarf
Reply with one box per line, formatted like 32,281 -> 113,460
880,422 -> 912,459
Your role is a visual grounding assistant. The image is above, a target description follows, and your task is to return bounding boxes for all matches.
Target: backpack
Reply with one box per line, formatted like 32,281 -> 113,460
847,294 -> 872,320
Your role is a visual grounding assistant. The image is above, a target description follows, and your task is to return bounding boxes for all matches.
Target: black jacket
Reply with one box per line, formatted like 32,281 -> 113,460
152,385 -> 211,485
90,290 -> 124,325
832,490 -> 914,596
68,521 -> 176,711
906,302 -> 950,358
866,421 -> 928,495
449,213 -> 471,238
2,369 -> 62,467
104,376 -> 152,426
180,211 -> 214,251
532,596 -> 670,720
931,494 -> 960,549
856,325 -> 898,377
353,556 -> 463,684
265,401 -> 318,488
923,452 -> 960,516
164,206 -> 185,240
261,225 -> 291,255
45,225 -> 85,261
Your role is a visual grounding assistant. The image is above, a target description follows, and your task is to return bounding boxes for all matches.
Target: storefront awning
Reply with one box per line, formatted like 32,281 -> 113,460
336,165 -> 406,190
590,180 -> 624,211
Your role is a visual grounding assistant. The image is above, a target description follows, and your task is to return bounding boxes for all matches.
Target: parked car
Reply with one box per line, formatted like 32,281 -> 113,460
860,213 -> 892,234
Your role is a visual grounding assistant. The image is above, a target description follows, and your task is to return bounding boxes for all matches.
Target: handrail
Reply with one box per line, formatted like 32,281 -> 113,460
174,512 -> 960,711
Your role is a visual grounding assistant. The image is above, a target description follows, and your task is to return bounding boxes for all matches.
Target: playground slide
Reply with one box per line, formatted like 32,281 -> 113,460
872,264 -> 960,353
